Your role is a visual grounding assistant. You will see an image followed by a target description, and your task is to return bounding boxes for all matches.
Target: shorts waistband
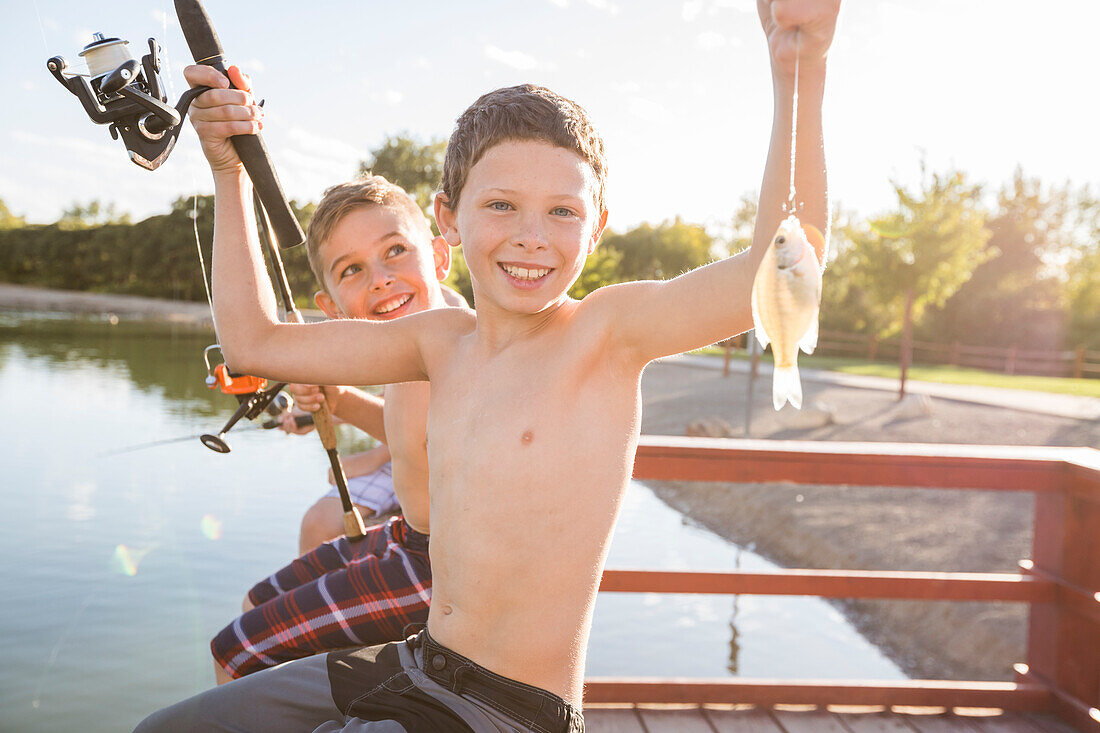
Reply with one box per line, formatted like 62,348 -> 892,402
390,516 -> 429,551
408,630 -> 583,733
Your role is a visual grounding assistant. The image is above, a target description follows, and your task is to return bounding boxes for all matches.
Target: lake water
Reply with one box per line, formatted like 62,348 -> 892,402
0,316 -> 902,732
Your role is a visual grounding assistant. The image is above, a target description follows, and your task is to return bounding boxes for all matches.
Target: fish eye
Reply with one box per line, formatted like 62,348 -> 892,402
775,236 -> 786,244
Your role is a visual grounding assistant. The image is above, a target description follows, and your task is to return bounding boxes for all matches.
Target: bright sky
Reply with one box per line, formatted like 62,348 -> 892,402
2,0 -> 1097,233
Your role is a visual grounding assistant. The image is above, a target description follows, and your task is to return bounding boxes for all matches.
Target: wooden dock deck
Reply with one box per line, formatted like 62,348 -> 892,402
583,704 -> 1081,732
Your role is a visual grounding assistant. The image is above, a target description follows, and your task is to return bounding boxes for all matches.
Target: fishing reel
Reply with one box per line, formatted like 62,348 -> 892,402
200,345 -> 290,454
46,33 -> 208,170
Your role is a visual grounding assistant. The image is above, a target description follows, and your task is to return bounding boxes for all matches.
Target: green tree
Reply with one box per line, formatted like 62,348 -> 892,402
358,134 -> 448,214
842,168 -> 992,397
0,199 -> 25,229
57,200 -> 130,230
601,218 -> 714,282
1065,188 -> 1100,351
922,170 -> 1070,350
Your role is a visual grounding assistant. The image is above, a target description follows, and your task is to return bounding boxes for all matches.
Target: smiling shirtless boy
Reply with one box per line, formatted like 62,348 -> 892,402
137,1 -> 839,730
207,175 -> 469,684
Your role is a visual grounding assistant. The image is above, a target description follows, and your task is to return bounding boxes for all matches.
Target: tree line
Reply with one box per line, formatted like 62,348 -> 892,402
1,135 -> 1096,355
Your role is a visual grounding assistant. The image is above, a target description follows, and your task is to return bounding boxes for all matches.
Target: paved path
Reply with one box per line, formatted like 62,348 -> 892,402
663,353 -> 1100,421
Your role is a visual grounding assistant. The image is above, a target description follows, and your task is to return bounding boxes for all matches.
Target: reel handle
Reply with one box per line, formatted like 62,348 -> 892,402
174,0 -> 305,249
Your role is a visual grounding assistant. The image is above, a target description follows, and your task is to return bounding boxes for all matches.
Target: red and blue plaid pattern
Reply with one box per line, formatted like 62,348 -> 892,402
211,516 -> 431,679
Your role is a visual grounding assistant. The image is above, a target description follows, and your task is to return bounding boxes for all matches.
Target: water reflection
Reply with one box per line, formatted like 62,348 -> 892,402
728,546 -> 741,675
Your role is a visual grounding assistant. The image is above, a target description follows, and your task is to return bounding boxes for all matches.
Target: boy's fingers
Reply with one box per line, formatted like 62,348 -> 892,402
193,119 -> 261,137
190,103 -> 263,123
226,65 -> 250,92
189,88 -> 254,109
183,63 -> 229,89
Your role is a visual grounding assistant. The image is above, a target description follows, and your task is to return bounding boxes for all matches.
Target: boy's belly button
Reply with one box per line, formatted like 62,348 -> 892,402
442,605 -> 453,615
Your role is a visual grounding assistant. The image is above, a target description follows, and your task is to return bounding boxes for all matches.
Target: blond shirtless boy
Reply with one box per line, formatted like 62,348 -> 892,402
208,175 -> 468,684
138,2 -> 839,730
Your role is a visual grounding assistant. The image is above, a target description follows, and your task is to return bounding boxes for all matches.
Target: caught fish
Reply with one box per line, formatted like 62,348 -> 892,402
750,214 -> 826,410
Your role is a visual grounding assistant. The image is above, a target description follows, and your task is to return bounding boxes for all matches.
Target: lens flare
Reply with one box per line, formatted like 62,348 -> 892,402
111,544 -> 139,576
200,514 -> 223,540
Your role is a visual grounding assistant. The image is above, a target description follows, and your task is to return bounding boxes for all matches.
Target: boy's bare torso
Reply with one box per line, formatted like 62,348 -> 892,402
382,381 -> 431,534
421,299 -> 642,705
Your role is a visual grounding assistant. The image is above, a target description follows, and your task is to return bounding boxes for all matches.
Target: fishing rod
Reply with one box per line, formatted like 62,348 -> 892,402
46,0 -> 368,540
104,408 -> 315,457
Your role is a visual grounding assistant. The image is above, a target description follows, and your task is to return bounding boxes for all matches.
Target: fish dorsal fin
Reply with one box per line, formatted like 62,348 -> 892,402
750,276 -> 771,349
799,309 -> 819,355
804,223 -> 828,272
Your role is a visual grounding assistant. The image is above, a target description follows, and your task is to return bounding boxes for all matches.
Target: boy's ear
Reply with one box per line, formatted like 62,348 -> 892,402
434,193 -> 461,247
431,234 -> 452,282
588,209 -> 609,255
314,289 -> 344,319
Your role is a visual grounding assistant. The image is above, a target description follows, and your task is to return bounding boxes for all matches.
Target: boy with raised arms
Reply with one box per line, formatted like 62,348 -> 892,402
210,175 -> 467,683
138,1 -> 839,730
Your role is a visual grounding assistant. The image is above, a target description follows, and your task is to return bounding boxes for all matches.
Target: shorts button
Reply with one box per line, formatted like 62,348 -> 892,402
432,654 -> 446,671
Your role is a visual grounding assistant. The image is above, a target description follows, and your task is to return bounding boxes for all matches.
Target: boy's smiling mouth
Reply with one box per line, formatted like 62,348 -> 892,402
499,262 -> 553,285
372,293 -> 414,317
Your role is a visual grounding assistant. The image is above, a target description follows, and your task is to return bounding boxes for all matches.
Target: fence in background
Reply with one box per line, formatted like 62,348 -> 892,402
722,331 -> 1100,379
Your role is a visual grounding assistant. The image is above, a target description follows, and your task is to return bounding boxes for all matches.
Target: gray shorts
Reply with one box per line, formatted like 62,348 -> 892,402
134,630 -> 583,733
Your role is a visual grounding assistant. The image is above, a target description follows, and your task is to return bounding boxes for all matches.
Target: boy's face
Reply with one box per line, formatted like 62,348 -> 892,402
314,205 -> 451,321
437,140 -> 607,316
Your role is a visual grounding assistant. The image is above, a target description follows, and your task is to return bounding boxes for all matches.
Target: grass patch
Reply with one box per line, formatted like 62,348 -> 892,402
692,346 -> 1100,398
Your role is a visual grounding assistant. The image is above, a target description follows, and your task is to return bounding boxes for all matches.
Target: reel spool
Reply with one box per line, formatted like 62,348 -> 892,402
47,32 -> 209,170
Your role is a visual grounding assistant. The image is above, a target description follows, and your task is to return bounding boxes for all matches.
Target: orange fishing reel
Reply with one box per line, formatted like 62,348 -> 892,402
200,345 -> 288,453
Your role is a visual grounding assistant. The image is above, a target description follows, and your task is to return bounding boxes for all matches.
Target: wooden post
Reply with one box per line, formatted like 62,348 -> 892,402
723,339 -> 732,377
1005,344 -> 1017,375
898,290 -> 914,400
1074,346 -> 1086,379
868,335 -> 879,361
1022,461 -> 1100,730
949,341 -> 960,366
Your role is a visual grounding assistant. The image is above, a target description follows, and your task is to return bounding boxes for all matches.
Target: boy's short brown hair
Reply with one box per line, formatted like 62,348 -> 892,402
306,175 -> 429,290
439,84 -> 607,213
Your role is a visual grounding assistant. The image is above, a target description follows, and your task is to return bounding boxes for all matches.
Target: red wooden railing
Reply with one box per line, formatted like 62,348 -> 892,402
585,436 -> 1100,731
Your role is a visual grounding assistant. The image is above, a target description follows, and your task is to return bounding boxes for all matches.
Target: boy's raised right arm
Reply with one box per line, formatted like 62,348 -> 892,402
185,65 -> 445,389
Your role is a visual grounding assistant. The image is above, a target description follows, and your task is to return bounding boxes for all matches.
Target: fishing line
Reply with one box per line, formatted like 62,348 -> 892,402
157,0 -> 218,336
31,0 -> 51,56
31,593 -> 95,709
786,29 -> 801,214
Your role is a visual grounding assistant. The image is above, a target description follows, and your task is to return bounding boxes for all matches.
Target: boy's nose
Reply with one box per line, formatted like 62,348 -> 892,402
513,215 -> 548,250
370,270 -> 396,290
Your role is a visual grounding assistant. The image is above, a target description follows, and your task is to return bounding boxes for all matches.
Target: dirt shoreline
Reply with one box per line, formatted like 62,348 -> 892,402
6,283 -> 1097,680
639,360 -> 1097,681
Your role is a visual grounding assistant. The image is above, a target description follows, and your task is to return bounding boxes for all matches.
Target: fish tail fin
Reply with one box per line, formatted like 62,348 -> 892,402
772,364 -> 803,410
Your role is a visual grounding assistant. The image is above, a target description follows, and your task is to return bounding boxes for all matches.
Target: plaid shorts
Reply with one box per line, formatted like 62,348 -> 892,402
211,516 -> 432,679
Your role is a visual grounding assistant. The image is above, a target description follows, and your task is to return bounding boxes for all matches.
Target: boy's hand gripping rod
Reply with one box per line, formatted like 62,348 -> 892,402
175,0 -> 367,540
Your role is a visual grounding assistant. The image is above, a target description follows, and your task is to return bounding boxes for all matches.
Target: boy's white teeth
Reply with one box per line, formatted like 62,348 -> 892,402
375,294 -> 412,314
501,264 -> 551,280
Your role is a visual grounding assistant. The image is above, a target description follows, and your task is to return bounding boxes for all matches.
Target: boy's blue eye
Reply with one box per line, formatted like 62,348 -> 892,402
490,201 -> 512,211
386,244 -> 407,257
551,207 -> 576,217
339,264 -> 361,279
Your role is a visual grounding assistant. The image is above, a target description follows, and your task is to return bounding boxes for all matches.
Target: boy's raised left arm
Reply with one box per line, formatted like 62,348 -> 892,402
185,65 -> 458,389
599,0 -> 839,366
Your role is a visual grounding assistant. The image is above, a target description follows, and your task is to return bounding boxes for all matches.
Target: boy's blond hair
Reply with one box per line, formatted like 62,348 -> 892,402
439,84 -> 607,213
306,175 -> 430,291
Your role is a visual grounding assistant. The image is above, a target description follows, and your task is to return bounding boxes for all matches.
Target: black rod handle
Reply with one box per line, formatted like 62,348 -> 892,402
175,0 -> 305,249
